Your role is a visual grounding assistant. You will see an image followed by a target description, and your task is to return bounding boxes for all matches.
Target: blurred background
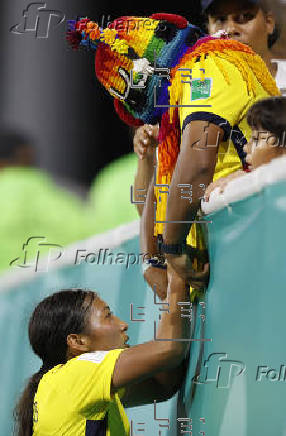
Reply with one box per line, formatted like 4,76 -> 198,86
0,0 -> 284,271
0,1 -> 205,273
0,0 -> 284,275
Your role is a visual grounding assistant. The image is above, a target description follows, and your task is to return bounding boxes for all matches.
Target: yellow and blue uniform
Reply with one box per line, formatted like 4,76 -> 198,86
154,41 -> 280,297
33,350 -> 129,436
155,49 -> 280,235
179,54 -> 279,250
179,55 -> 272,181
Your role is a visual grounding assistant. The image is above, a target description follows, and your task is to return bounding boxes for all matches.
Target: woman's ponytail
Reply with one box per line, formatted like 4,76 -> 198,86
14,366 -> 51,436
14,288 -> 96,436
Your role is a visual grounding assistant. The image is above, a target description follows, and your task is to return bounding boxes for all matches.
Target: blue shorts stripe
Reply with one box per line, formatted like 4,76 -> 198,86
85,415 -> 107,436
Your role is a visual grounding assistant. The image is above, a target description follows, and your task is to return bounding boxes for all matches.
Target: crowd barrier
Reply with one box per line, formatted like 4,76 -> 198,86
1,156 -> 286,435
0,221 -> 177,436
185,156 -> 286,436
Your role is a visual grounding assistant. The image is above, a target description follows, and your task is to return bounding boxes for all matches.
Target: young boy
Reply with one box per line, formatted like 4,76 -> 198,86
204,96 -> 286,200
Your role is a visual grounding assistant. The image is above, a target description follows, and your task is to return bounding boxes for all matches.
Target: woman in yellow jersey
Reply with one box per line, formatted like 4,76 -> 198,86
14,267 -> 195,436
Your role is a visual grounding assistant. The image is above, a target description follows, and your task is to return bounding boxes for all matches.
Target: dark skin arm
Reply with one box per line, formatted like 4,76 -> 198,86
163,120 -> 224,284
140,177 -> 157,257
140,178 -> 168,300
121,357 -> 188,407
110,123 -> 222,406
126,208 -> 188,405
120,122 -> 222,406
133,125 -> 159,216
111,266 -> 190,405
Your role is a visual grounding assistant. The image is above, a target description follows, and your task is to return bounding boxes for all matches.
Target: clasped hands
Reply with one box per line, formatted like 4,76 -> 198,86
144,247 -> 210,301
165,248 -> 210,290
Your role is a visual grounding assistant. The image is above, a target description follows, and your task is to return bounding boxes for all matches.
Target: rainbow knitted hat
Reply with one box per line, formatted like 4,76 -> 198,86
67,13 -> 279,181
66,13 -> 204,126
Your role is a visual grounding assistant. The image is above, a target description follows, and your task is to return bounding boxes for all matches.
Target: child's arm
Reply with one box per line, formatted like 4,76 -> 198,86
204,170 -> 246,202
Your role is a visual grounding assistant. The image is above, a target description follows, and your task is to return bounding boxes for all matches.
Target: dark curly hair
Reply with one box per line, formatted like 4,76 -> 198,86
247,97 -> 286,141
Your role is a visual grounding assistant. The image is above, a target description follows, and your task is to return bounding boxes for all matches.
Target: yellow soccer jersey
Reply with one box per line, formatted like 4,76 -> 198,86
32,349 -> 129,436
179,54 -> 275,182
177,53 -> 280,252
155,54 -> 280,237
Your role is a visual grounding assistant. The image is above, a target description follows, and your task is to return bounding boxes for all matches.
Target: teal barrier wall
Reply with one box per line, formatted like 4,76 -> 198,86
182,181 -> 286,436
0,235 -> 177,436
3,180 -> 286,436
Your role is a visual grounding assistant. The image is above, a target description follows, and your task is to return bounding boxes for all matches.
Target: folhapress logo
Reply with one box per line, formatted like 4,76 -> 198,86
10,2 -> 65,39
10,237 -> 63,272
193,353 -> 246,389
256,365 -> 286,382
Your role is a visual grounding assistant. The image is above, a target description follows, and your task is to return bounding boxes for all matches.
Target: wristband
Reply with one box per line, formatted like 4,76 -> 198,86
148,257 -> 167,269
142,255 -> 167,274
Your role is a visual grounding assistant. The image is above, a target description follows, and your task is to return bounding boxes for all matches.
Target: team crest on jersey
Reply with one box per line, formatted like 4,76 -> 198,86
191,78 -> 212,100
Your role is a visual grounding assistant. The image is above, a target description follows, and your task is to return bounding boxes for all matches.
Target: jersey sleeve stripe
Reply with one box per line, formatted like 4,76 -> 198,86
182,111 -> 231,141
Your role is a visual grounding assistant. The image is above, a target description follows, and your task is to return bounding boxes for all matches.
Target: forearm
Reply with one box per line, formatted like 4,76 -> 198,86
140,179 -> 158,257
155,272 -> 190,357
112,272 -> 190,390
117,275 -> 190,403
134,151 -> 156,216
164,165 -> 214,244
163,122 -> 220,244
153,355 -> 189,397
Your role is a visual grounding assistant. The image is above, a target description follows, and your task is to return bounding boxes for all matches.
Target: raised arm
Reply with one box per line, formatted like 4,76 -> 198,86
133,124 -> 158,216
140,178 -> 168,300
163,120 -> 223,284
112,265 -> 189,403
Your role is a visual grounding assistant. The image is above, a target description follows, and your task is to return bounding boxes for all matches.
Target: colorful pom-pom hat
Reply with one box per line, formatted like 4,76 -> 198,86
66,12 -> 279,182
66,13 -> 205,127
